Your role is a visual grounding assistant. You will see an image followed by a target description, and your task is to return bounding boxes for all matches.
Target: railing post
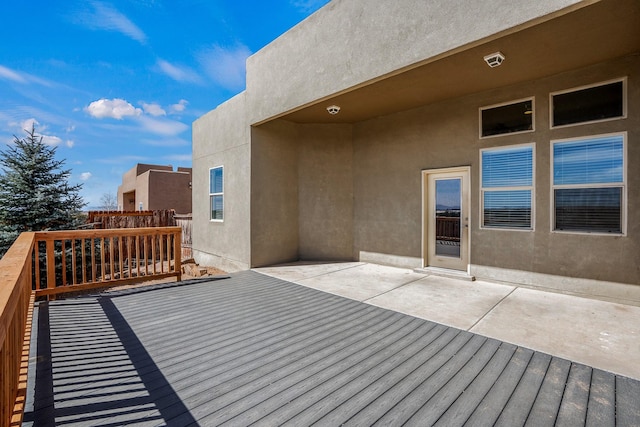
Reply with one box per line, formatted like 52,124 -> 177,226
174,229 -> 182,281
45,239 -> 55,289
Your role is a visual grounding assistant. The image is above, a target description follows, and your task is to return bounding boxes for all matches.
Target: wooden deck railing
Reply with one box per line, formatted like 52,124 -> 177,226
436,216 -> 460,242
0,226 -> 182,425
0,232 -> 35,426
33,227 -> 182,297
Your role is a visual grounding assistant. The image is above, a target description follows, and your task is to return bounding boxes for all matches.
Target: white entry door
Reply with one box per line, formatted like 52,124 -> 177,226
423,167 -> 470,271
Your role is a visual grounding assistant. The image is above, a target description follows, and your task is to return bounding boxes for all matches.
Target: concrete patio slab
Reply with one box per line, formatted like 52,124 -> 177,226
366,276 -> 515,330
470,287 -> 640,380
291,263 -> 427,301
257,262 -> 640,380
254,261 -> 365,282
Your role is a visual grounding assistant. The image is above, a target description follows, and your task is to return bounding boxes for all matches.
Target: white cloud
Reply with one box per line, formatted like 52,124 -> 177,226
41,135 -> 63,146
136,115 -> 189,136
19,118 -> 40,132
141,102 -> 166,117
85,98 -> 142,119
72,1 -> 147,44
0,64 -> 55,87
66,140 -> 75,148
169,99 -> 188,114
79,172 -> 92,181
0,64 -> 27,83
13,118 -> 60,146
156,59 -> 201,84
199,44 -> 251,90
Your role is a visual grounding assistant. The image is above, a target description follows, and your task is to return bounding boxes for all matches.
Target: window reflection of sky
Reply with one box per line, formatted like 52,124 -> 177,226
436,178 -> 460,210
554,135 -> 623,185
210,167 -> 223,193
482,146 -> 533,188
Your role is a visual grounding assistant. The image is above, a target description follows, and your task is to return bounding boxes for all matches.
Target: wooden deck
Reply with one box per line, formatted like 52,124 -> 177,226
23,270 -> 640,426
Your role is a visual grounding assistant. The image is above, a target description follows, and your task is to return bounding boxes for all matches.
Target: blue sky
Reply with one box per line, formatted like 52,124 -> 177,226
0,0 -> 329,207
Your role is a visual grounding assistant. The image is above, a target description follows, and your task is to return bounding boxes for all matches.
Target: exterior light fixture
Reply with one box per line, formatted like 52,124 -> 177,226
483,52 -> 505,68
326,105 -> 341,115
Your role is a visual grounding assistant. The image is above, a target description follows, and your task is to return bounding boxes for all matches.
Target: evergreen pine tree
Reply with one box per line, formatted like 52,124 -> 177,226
0,124 -> 85,256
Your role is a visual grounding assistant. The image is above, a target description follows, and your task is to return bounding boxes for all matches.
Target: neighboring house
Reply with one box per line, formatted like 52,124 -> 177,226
192,0 -> 640,299
117,163 -> 192,214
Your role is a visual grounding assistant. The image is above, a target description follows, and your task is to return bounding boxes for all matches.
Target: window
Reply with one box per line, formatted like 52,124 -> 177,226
209,166 -> 223,221
551,78 -> 625,128
480,98 -> 534,138
481,144 -> 534,229
552,134 -> 625,234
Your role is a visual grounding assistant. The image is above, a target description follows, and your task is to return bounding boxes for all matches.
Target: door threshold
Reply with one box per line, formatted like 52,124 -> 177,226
415,266 -> 476,281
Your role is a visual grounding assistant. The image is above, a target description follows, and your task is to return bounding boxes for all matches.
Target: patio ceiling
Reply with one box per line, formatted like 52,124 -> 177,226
280,0 -> 640,124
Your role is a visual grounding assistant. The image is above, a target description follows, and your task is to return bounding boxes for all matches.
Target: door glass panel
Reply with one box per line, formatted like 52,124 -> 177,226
435,178 -> 461,258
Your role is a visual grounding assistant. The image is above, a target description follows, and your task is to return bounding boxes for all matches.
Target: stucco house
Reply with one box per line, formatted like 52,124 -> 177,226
192,0 -> 639,301
117,163 -> 192,214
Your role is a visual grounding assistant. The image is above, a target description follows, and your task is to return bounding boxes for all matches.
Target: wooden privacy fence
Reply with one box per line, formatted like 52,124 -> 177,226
87,210 -> 176,229
174,214 -> 192,259
32,227 -> 182,297
0,233 -> 35,426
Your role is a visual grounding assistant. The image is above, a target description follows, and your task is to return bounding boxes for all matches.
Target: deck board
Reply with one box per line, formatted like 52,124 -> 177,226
585,369 -> 615,426
432,341 -> 517,426
22,270 -> 640,426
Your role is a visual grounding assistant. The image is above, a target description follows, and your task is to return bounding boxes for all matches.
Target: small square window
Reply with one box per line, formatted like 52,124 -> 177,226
480,98 -> 534,138
551,79 -> 625,128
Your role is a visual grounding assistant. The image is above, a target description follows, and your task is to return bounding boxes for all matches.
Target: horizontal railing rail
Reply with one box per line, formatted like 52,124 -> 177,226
0,232 -> 35,426
33,227 -> 182,297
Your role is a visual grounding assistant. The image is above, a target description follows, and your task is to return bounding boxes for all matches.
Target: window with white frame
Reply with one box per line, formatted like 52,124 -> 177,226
480,98 -> 534,138
209,166 -> 223,221
552,133 -> 625,234
551,78 -> 625,128
481,144 -> 534,229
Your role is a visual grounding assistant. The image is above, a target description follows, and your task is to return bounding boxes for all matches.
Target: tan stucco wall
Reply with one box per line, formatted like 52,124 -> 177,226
298,124 -> 354,261
145,170 -> 192,213
193,54 -> 639,284
246,0 -> 590,124
238,54 -> 640,285
351,55 -> 639,285
117,163 -> 177,211
192,93 -> 252,272
250,121 -> 299,267
224,121 -> 354,268
192,0 -> 638,289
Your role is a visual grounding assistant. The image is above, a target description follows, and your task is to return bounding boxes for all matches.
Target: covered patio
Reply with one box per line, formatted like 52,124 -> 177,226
23,265 -> 640,426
